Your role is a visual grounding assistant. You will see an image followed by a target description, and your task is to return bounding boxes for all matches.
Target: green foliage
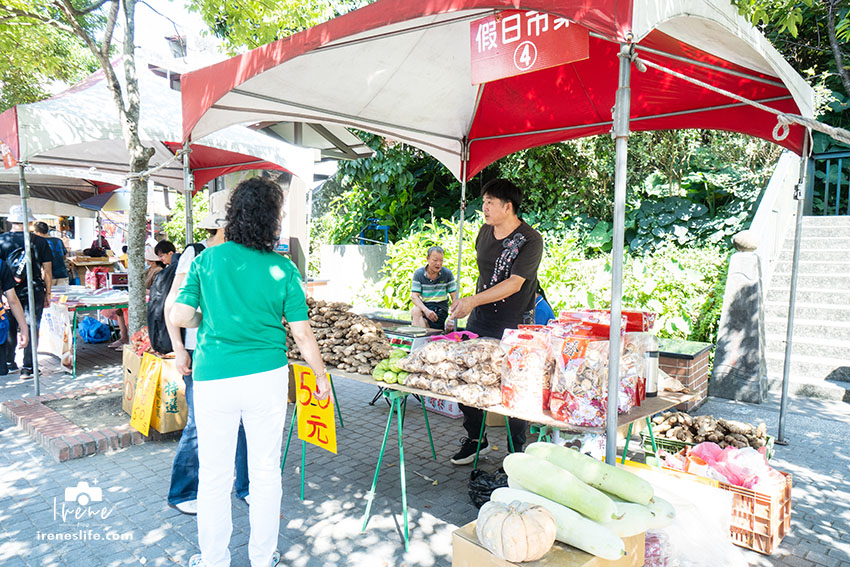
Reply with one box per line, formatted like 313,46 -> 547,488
0,1 -> 102,110
186,0 -> 370,54
320,133 -> 466,244
163,191 -> 210,249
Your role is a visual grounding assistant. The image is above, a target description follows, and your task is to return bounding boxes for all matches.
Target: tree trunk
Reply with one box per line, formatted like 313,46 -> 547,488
826,0 -> 850,98
120,0 -> 153,335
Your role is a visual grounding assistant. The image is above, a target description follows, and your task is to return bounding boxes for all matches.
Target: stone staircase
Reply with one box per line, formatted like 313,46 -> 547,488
765,215 -> 850,402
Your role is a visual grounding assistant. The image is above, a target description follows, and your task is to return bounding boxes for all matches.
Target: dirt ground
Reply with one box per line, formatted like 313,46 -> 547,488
44,389 -> 129,431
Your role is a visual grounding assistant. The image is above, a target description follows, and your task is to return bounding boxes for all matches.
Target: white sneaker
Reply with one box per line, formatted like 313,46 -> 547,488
244,494 -> 252,506
188,554 -> 205,567
172,499 -> 198,515
269,550 -> 281,567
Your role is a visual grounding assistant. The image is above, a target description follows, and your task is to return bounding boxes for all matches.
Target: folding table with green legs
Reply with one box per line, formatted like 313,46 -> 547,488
360,388 -> 437,552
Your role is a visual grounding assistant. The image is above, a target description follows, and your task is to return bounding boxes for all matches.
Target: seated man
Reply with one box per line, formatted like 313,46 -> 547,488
410,246 -> 458,330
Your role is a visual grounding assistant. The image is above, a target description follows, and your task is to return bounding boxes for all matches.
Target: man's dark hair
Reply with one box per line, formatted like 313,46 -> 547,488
122,245 -> 128,254
225,177 -> 284,252
426,246 -> 444,259
481,178 -> 522,216
34,221 -> 49,235
154,240 -> 176,256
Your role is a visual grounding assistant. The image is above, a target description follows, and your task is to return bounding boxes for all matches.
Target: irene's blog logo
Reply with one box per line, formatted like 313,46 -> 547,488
53,481 -> 114,523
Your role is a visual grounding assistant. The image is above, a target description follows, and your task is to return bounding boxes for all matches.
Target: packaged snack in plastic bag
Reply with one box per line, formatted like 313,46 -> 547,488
548,336 -> 609,426
500,329 -> 552,413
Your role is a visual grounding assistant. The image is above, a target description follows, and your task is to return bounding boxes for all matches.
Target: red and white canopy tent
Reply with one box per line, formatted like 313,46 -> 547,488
0,62 -> 315,395
180,0 -> 814,464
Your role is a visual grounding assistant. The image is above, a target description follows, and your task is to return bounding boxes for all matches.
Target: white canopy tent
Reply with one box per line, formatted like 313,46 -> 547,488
180,0 -> 816,469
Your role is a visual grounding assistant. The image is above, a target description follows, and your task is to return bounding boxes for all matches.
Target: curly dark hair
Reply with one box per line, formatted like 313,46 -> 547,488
225,177 -> 284,252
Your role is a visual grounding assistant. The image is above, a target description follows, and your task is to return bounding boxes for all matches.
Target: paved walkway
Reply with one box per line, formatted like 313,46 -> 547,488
0,345 -> 846,567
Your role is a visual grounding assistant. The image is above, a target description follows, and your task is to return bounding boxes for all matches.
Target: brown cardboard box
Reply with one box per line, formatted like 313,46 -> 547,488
122,346 -> 188,434
485,411 -> 507,427
452,522 -> 644,567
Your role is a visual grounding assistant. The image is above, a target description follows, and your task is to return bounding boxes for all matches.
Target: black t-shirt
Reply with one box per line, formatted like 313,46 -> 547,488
0,232 -> 51,287
0,262 -> 15,293
467,220 -> 543,339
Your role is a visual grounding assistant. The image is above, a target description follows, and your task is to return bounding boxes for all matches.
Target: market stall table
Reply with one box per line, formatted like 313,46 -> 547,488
47,287 -> 129,379
316,366 -> 693,550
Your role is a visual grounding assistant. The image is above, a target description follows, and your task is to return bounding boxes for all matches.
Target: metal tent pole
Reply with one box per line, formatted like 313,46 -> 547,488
606,43 -> 632,466
455,140 -> 469,298
777,131 -> 810,445
183,142 -> 193,245
18,164 -> 40,396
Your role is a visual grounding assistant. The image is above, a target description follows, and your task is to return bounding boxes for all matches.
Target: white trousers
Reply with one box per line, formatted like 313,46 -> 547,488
193,365 -> 288,567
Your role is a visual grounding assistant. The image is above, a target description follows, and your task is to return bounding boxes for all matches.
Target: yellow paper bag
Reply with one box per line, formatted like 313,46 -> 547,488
130,352 -> 162,436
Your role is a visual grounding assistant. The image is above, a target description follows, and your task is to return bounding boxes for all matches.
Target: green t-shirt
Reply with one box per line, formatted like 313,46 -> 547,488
175,241 -> 309,380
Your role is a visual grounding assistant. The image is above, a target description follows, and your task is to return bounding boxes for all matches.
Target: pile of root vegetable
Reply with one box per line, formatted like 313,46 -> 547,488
651,412 -> 769,450
285,298 -> 392,374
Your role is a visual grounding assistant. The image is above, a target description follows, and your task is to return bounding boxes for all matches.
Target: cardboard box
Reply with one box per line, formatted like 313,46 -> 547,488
485,411 -> 507,427
122,346 -> 188,434
452,522 -> 644,567
423,396 -> 463,418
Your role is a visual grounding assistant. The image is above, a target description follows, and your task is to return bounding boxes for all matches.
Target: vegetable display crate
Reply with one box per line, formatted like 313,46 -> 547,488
727,471 -> 792,555
640,431 -> 775,460
662,460 -> 792,555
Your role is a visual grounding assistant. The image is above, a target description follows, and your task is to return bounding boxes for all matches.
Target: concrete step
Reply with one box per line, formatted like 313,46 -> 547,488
801,214 -> 850,226
765,317 -> 850,340
766,287 -> 850,304
781,236 -> 850,250
772,259 -> 850,273
764,301 -> 850,322
769,273 -> 850,289
766,352 -> 850,383
777,248 -> 850,262
767,375 -> 850,403
765,334 -> 850,360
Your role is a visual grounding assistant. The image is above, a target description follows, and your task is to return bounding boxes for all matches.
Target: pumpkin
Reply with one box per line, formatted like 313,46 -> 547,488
475,500 -> 557,562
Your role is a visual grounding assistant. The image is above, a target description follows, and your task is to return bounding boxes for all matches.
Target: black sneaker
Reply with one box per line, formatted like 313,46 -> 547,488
7,362 -> 18,373
451,436 -> 491,465
21,367 -> 33,380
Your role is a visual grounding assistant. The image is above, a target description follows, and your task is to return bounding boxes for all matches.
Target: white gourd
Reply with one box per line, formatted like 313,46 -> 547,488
476,500 -> 557,562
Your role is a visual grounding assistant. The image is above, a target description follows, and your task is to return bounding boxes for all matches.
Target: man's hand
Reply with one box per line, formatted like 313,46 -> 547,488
314,371 -> 331,400
175,348 -> 192,376
17,327 -> 29,348
43,295 -> 50,308
425,309 -> 438,322
450,296 -> 477,320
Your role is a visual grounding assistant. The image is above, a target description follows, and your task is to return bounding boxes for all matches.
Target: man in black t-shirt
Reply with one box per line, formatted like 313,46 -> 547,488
0,205 -> 52,377
449,179 -> 543,465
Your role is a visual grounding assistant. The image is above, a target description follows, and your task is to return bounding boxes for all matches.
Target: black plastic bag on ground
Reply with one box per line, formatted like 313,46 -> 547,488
468,468 -> 508,508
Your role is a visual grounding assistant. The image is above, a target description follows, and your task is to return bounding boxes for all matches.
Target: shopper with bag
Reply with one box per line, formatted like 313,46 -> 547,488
170,177 -> 329,567
0,205 -> 52,377
162,212 -> 250,516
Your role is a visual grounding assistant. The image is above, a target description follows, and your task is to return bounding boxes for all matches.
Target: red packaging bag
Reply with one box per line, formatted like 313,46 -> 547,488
499,329 -> 552,414
580,308 -> 657,333
558,311 -> 627,338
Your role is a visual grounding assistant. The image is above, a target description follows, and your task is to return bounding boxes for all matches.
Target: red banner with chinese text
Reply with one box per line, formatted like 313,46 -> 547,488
470,10 -> 590,85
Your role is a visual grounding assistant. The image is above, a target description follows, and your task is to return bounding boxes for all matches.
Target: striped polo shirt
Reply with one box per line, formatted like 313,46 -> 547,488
411,267 -> 458,310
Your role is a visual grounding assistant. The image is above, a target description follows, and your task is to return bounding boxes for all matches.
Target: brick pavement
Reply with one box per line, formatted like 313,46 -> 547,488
0,344 -> 847,567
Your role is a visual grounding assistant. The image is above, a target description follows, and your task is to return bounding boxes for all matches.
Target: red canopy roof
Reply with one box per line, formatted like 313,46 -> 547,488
181,0 -> 813,180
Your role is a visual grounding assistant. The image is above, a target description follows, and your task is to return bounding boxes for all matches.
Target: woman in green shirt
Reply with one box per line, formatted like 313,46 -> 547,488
171,177 -> 329,567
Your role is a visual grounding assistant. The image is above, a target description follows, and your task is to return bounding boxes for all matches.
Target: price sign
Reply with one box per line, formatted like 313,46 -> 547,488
293,364 -> 337,454
130,353 -> 161,436
470,10 -> 589,85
